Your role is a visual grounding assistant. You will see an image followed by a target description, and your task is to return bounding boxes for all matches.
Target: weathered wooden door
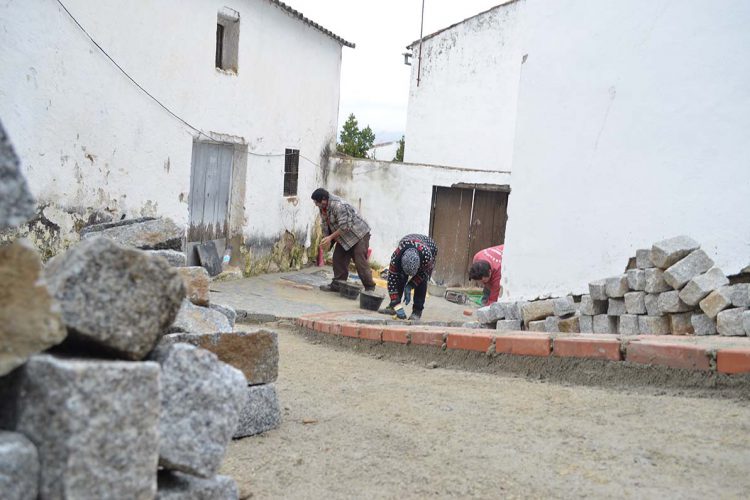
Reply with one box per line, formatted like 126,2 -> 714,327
429,186 -> 509,287
187,141 -> 234,263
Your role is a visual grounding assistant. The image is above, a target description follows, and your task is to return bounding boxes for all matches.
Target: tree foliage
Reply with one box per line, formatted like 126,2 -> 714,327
337,113 -> 375,158
393,135 -> 405,162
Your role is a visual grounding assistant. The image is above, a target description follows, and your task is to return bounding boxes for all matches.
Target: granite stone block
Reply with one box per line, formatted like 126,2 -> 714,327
663,249 -> 714,290
650,235 -> 700,269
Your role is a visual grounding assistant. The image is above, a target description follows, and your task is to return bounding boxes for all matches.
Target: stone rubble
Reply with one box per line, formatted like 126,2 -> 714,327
82,217 -> 183,251
234,384 -> 282,438
157,470 -> 239,500
146,249 -> 188,267
168,299 -> 233,335
177,266 -> 211,306
0,430 -> 39,500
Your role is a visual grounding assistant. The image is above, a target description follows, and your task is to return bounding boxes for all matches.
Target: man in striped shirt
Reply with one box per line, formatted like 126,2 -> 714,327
468,244 -> 504,305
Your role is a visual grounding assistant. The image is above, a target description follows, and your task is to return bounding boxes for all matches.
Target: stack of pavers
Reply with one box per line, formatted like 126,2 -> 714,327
475,235 -> 749,337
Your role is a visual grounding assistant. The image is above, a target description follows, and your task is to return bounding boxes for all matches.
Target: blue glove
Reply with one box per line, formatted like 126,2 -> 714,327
403,283 -> 414,306
394,304 -> 407,320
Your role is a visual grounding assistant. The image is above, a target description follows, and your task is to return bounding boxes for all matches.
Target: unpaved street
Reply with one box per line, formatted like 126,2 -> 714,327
222,325 -> 750,499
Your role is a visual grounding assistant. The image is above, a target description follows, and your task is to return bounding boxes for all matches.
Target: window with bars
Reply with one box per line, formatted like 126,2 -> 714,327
283,149 -> 299,196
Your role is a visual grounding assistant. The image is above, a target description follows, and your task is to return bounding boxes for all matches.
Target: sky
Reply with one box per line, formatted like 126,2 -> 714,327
285,1 -> 503,143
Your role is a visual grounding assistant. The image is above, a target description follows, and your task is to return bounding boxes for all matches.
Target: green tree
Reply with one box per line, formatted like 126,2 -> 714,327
393,135 -> 405,162
337,113 -> 375,158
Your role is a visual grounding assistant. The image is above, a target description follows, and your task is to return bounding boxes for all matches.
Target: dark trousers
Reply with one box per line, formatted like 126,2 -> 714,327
391,273 -> 429,313
332,233 -> 376,289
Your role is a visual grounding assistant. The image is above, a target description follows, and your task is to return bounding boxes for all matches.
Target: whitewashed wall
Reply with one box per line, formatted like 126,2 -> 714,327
403,0 -> 524,172
367,142 -> 400,161
502,0 -> 750,299
0,0 -> 344,249
326,155 -> 511,266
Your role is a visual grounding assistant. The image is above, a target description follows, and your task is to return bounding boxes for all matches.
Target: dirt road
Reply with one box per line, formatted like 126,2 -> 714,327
222,325 -> 750,499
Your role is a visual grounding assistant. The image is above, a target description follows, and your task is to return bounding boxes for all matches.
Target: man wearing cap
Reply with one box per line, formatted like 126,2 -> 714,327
385,233 -> 438,321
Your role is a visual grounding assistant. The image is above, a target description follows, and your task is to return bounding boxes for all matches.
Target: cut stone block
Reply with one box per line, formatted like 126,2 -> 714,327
650,235 -> 700,269
691,314 -> 717,336
168,300 -> 232,335
527,320 -> 546,332
618,315 -> 639,335
644,294 -> 660,316
605,275 -> 629,298
636,249 -> 655,269
608,298 -> 626,316
151,344 -> 246,478
716,308 -> 748,337
579,314 -> 593,333
0,240 -> 66,376
626,269 -> 646,291
521,299 -> 555,325
663,249 -> 714,290
0,431 -> 39,500
593,314 -> 618,334
146,249 -> 187,267
82,217 -> 183,250
177,266 -> 210,306
496,319 -> 522,332
588,280 -> 607,300
699,286 -> 733,319
657,291 -> 691,313
544,316 -> 560,333
477,302 -> 505,324
79,216 -> 155,236
499,301 -> 524,321
638,315 -> 671,335
558,315 -> 580,333
679,267 -> 729,306
0,120 -> 36,230
44,237 -> 185,359
580,295 -> 608,316
644,269 -> 671,293
157,471 -> 239,500
670,312 -> 694,335
159,330 -> 278,385
209,303 -> 237,328
624,292 -> 647,315
234,383 -> 281,438
732,283 -> 750,307
744,311 -> 750,336
553,296 -> 577,317
0,354 -> 160,499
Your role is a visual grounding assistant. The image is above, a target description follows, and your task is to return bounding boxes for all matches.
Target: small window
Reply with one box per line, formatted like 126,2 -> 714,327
216,9 -> 240,73
284,149 -> 299,197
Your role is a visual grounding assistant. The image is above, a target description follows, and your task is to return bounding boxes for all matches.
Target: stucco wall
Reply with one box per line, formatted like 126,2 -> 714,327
501,0 -> 750,299
403,0 -> 524,172
326,155 -> 511,266
0,0 -> 344,255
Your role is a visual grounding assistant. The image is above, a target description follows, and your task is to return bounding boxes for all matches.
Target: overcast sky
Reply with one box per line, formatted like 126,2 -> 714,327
285,0 -> 503,143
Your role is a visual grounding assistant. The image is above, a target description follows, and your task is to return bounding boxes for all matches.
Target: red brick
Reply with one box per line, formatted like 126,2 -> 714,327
446,332 -> 493,352
716,349 -> 750,374
315,321 -> 332,334
625,341 -> 711,371
340,323 -> 360,338
410,330 -> 445,347
553,337 -> 621,361
382,327 -> 409,344
329,323 -> 342,335
494,334 -> 551,357
358,325 -> 382,342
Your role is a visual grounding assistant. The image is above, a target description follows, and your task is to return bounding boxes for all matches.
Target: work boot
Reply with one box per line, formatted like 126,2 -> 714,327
319,281 -> 340,292
408,311 -> 422,322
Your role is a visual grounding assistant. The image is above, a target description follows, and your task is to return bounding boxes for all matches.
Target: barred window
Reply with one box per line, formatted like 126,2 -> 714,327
283,149 -> 299,196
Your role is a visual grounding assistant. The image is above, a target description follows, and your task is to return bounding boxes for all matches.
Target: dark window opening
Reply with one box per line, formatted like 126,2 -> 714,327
215,24 -> 224,68
215,10 -> 239,73
284,149 -> 300,197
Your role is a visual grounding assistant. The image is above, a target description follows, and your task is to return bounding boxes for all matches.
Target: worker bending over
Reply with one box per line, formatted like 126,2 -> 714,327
468,244 -> 504,305
386,234 -> 438,321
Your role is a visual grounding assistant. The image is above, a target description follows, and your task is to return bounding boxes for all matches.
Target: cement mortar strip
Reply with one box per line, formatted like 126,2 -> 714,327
297,312 -> 750,375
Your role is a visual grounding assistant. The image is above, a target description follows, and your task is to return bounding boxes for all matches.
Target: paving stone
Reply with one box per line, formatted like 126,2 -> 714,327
605,275 -> 629,298
82,217 -> 183,250
234,383 -> 281,438
657,291 -> 691,313
644,293 -> 660,316
168,300 -> 232,334
79,216 -> 155,236
732,283 -> 750,307
177,266 -> 210,306
716,308 -> 748,337
588,280 -> 607,300
553,296 -> 577,317
544,316 -> 560,333
618,315 -> 640,335
558,315 -> 580,333
744,311 -> 750,336
608,298 -> 626,316
499,301 -> 524,321
636,248 -> 655,269
0,240 -> 66,376
0,354 -> 160,499
579,295 -> 608,316
44,237 -> 185,359
639,315 -> 671,335
699,286 -> 733,319
521,299 -> 555,325
150,344 -> 246,478
157,471 -> 238,500
579,314 -> 593,333
0,120 -> 35,230
593,314 -> 618,334
496,319 -> 522,332
679,267 -> 729,306
624,291 -> 647,315
0,431 -> 39,500
159,330 -> 278,385
527,320 -> 546,332
663,249 -> 714,290
650,235 -> 700,269
209,303 -> 237,328
626,269 -> 646,291
670,312 -> 694,335
146,249 -> 187,267
691,313 -> 717,336
644,268 -> 671,293
477,302 -> 505,324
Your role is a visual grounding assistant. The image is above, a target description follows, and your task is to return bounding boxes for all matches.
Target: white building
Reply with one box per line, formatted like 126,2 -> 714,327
0,0 -> 352,265
367,141 -> 401,162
